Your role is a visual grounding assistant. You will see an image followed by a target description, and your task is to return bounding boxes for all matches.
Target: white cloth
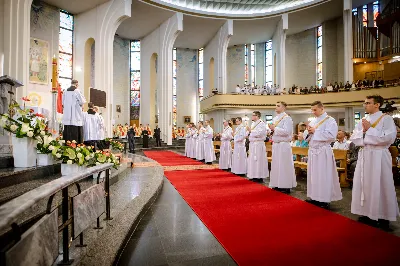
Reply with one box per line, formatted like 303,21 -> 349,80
305,112 -> 342,202
96,113 -> 105,140
269,113 -> 296,188
231,125 -> 248,175
196,127 -> 205,160
219,126 -> 233,169
203,125 -> 216,163
332,140 -> 349,150
350,111 -> 399,221
185,128 -> 191,157
83,112 -> 101,141
190,128 -> 198,158
62,88 -> 86,126
247,119 -> 269,179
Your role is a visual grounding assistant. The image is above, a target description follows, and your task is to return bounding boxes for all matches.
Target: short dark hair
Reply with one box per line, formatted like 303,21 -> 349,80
277,101 -> 287,108
88,102 -> 94,108
236,117 -> 242,122
311,101 -> 324,108
366,95 -> 384,107
71,79 -> 78,85
253,111 -> 261,118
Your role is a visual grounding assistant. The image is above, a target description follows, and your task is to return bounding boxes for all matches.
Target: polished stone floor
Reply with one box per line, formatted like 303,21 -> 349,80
118,178 -> 236,266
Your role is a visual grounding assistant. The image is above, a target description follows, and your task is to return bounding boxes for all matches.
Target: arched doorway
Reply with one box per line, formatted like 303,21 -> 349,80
209,57 -> 215,93
149,53 -> 158,129
84,38 -> 95,109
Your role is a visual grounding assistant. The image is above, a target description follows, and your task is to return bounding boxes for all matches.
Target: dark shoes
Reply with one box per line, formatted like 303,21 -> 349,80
272,187 -> 291,194
357,216 -> 393,231
305,199 -> 330,209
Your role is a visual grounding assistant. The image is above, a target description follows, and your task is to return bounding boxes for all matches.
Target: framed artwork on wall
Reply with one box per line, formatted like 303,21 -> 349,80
184,116 -> 191,123
116,105 -> 121,113
29,38 -> 49,85
339,118 -> 345,126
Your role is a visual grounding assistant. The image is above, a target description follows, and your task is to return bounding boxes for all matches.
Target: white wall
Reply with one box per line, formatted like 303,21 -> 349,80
113,36 -> 130,125
176,48 -> 197,127
0,0 -> 4,76
227,45 -> 245,92
285,28 -> 316,87
255,42 -> 265,86
28,3 -> 59,113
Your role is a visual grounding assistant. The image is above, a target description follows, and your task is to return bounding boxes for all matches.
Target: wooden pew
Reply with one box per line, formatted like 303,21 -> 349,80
213,141 -> 221,156
265,142 -> 272,162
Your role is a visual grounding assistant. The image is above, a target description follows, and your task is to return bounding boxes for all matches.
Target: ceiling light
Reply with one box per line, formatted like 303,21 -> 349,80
364,62 -> 366,64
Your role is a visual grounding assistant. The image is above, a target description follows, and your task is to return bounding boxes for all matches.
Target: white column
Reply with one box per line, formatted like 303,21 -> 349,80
279,14 -> 288,90
2,0 -> 33,102
344,107 -> 355,132
74,0 -> 132,138
343,0 -> 353,83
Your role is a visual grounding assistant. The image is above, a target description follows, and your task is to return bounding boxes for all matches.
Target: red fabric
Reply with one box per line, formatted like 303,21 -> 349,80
147,151 -> 400,266
144,151 -> 203,166
57,83 -> 63,114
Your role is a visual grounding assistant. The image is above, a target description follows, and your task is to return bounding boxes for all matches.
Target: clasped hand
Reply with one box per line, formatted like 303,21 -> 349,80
361,118 -> 371,132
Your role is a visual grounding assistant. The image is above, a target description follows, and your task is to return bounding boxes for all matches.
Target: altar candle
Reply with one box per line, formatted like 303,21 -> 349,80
51,56 -> 58,91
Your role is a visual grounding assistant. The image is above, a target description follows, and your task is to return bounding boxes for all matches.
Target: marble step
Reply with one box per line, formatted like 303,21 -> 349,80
0,164 -> 61,190
0,155 -> 13,169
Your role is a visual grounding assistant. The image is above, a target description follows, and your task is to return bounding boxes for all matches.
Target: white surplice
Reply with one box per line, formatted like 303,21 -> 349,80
203,125 -> 216,163
219,126 -> 233,169
269,112 -> 297,189
185,128 -> 191,157
83,112 -> 101,141
190,128 -> 198,159
231,125 -> 248,175
196,127 -> 205,160
96,113 -> 105,140
247,119 -> 269,179
304,112 -> 342,202
350,111 -> 399,221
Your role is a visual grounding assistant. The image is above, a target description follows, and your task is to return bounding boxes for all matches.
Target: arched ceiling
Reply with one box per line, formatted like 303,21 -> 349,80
142,0 -> 328,18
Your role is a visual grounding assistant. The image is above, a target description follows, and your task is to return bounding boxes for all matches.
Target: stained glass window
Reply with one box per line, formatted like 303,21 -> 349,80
172,48 -> 177,127
352,8 -> 357,16
316,26 -> 322,88
363,5 -> 368,27
58,10 -> 74,90
265,115 -> 273,123
373,1 -> 379,27
355,112 -> 361,125
250,44 -> 255,86
265,41 -> 272,86
198,48 -> 204,119
244,44 -> 248,84
130,40 -> 141,119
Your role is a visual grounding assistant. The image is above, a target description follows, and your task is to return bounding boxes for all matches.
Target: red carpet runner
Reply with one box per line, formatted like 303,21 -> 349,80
144,151 -> 399,266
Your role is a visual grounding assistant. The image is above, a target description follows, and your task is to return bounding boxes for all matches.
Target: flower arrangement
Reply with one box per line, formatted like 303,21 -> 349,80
0,99 -> 48,139
87,150 -> 120,169
106,138 -> 124,151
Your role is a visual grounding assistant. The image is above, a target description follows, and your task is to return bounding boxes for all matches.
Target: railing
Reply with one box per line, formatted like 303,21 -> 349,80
0,163 -> 114,265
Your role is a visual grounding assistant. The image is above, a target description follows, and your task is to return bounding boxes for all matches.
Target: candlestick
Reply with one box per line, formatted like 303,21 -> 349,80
51,56 -> 58,92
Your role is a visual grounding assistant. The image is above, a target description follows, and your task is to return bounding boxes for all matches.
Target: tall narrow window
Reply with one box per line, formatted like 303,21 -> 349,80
244,44 -> 248,84
172,48 -> 177,127
373,1 -> 379,27
355,112 -> 361,125
363,5 -> 368,27
265,41 -> 272,86
250,44 -> 255,86
130,41 -> 140,120
352,8 -> 357,16
58,11 -> 74,90
198,48 -> 204,121
316,26 -> 322,88
265,115 -> 273,124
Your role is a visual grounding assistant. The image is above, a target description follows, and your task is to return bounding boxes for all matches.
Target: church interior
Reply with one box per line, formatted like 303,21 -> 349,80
0,0 -> 399,265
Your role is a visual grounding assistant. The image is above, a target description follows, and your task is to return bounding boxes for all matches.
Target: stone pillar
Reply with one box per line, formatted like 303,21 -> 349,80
206,110 -> 225,133
343,0 -> 353,83
272,14 -> 288,89
344,106 -> 354,132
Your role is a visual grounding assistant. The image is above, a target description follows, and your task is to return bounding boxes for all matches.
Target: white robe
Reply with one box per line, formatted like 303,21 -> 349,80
62,89 -> 86,126
219,126 -> 233,169
350,111 -> 399,221
247,119 -> 269,179
269,113 -> 297,189
203,125 -> 216,163
304,112 -> 342,202
83,112 -> 101,141
190,128 -> 198,159
185,128 -> 191,157
232,125 -> 248,175
196,127 -> 205,160
96,113 -> 105,140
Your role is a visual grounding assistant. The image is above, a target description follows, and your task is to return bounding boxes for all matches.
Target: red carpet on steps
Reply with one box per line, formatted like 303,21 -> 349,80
143,151 -> 203,166
144,151 -> 399,266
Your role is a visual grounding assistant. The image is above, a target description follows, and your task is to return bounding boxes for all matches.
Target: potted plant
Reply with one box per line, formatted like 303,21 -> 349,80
36,135 -> 63,166
0,99 -> 49,167
106,138 -> 124,154
52,141 -> 94,176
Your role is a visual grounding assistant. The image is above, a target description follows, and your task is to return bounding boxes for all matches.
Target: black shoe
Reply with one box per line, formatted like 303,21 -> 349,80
378,219 -> 393,232
358,216 -> 378,227
305,199 -> 315,204
281,188 -> 291,194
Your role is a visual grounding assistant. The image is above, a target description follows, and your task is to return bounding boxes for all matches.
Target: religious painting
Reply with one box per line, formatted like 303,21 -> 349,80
26,92 -> 42,107
29,38 -> 49,85
339,118 -> 345,126
116,105 -> 121,113
184,116 -> 191,123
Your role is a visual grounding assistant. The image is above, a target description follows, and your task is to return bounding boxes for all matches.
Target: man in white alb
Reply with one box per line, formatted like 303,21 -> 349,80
232,117 -> 248,176
185,124 -> 192,157
83,102 -> 101,149
196,122 -> 205,161
203,120 -> 216,164
350,95 -> 399,231
247,111 -> 269,182
303,101 -> 342,208
269,102 -> 296,193
219,119 -> 233,170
